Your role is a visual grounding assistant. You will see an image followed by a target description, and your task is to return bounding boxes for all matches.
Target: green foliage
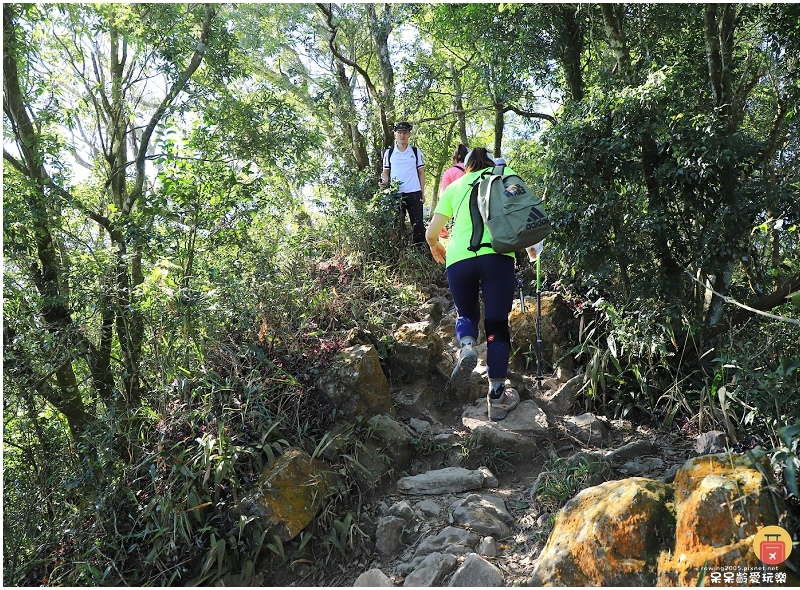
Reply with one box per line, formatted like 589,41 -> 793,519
706,324 -> 800,441
322,512 -> 367,562
572,298 -> 676,421
529,453 -> 609,533
5,3 -> 800,587
456,432 -> 516,475
773,425 -> 800,499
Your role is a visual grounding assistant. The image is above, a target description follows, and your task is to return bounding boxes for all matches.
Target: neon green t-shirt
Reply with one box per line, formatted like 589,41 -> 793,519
434,167 -> 517,267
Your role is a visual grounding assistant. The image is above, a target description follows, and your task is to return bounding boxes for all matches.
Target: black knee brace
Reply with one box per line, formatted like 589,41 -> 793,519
484,320 -> 510,345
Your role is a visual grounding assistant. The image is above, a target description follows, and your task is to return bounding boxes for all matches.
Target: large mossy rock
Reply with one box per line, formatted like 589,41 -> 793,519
316,344 -> 395,419
509,293 -> 575,372
656,452 -> 783,586
233,448 -> 341,542
529,452 -> 792,587
529,477 -> 674,586
390,321 -> 444,377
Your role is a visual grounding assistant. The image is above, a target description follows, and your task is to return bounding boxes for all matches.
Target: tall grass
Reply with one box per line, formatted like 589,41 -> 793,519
3,178 -> 444,586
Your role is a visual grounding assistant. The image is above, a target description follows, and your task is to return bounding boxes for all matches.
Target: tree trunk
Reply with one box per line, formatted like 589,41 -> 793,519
450,60 -> 468,146
601,4 -> 633,84
317,3 -> 394,151
367,3 -> 395,122
334,61 -> 370,170
493,101 -> 504,157
4,7 -> 92,440
556,4 -> 585,102
703,3 -> 747,329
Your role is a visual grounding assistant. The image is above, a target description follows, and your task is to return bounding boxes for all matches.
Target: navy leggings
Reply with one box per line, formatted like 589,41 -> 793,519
446,254 -> 515,379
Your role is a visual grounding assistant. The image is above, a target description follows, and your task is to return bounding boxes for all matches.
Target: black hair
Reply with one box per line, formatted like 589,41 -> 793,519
464,147 -> 495,172
453,144 -> 469,164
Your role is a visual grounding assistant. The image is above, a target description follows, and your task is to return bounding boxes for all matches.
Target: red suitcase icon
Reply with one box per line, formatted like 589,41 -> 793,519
760,534 -> 786,565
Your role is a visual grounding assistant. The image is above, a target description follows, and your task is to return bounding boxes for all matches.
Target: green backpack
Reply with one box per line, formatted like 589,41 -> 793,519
467,165 -> 552,254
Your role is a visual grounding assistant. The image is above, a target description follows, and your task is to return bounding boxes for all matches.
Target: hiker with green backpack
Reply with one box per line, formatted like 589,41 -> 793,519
425,147 -> 551,421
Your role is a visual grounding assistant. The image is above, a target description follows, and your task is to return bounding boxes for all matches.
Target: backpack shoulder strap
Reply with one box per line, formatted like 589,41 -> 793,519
467,170 -> 494,253
412,146 -> 420,167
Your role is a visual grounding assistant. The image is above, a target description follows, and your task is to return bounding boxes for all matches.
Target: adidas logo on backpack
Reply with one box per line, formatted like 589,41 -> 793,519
467,165 -> 552,254
526,206 -> 549,230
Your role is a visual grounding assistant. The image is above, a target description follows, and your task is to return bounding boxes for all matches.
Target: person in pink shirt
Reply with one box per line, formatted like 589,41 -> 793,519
438,144 -> 469,238
441,144 -> 469,191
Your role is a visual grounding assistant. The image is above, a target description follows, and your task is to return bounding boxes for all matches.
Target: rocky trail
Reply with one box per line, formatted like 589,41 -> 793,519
252,288 -> 796,587
324,371 -> 699,587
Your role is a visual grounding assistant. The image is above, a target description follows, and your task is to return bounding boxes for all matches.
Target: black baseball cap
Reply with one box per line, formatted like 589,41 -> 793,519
394,121 -> 412,131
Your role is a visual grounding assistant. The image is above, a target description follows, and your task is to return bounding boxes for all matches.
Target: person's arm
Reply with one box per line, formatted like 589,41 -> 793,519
379,150 -> 390,187
426,213 -> 448,264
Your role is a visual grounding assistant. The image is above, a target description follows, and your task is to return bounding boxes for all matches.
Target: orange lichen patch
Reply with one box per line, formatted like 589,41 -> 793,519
531,454 -> 786,587
657,537 -> 760,586
237,448 -> 340,542
508,294 -> 575,369
530,478 -> 673,586
673,453 -> 773,494
392,322 -> 444,373
672,453 -> 779,554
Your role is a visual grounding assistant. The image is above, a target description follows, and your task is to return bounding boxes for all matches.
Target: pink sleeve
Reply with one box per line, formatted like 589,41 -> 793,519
441,167 -> 465,192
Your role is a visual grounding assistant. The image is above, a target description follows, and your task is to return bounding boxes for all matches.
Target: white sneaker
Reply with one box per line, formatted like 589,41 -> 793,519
487,388 -> 520,421
450,344 -> 477,388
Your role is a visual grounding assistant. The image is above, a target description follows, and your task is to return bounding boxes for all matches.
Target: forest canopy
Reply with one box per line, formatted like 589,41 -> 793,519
3,3 -> 799,586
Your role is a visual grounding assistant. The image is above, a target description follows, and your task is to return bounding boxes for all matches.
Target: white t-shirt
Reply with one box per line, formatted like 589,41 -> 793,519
383,145 -> 424,193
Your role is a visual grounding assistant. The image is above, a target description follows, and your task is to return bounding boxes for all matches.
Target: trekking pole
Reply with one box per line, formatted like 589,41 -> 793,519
517,275 -> 525,314
536,253 -> 543,391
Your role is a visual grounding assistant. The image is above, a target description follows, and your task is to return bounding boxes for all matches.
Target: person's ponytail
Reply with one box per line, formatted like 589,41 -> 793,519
464,147 -> 495,172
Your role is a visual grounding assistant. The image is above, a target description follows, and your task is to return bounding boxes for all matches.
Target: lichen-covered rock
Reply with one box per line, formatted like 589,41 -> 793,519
529,477 -> 674,586
233,448 -> 340,542
509,293 -> 575,371
390,321 -> 444,376
316,344 -> 394,419
656,452 -> 782,586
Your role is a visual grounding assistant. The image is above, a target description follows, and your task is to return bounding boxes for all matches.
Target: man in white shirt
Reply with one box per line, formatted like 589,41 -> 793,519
380,121 -> 426,248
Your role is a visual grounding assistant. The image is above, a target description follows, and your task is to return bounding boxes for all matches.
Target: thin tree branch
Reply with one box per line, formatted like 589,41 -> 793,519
126,3 -> 214,215
686,268 -> 800,328
416,107 -> 488,125
3,149 -> 27,174
503,105 -> 556,123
